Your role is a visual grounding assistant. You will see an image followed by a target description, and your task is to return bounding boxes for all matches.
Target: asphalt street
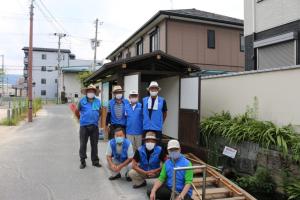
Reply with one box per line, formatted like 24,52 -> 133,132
0,105 -> 148,200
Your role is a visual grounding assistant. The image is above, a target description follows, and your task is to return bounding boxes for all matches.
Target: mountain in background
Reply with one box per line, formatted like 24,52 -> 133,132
1,74 -> 21,85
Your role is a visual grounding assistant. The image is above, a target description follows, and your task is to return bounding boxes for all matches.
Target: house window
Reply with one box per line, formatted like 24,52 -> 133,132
41,54 -> 47,60
41,90 -> 46,96
41,78 -> 46,84
126,52 -> 131,58
240,34 -> 245,52
41,66 -> 47,71
150,30 -> 159,52
207,30 -> 215,49
117,52 -> 123,60
136,40 -> 143,56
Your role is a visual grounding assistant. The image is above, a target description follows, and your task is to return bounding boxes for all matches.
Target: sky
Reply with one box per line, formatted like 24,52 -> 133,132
0,0 -> 244,75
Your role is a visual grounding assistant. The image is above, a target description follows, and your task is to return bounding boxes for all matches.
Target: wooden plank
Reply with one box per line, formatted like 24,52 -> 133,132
198,187 -> 229,195
212,197 -> 246,200
185,153 -> 257,200
193,176 -> 216,186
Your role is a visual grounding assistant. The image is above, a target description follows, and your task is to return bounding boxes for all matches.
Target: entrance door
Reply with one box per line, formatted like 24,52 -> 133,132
179,77 -> 201,147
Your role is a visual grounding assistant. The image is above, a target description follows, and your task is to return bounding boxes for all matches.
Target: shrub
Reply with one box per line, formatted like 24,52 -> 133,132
200,111 -> 300,161
236,167 -> 276,199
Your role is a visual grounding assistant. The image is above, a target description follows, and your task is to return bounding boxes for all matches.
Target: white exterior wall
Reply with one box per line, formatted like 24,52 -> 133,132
201,67 -> 300,131
63,73 -> 82,102
244,0 -> 300,36
31,51 -> 69,99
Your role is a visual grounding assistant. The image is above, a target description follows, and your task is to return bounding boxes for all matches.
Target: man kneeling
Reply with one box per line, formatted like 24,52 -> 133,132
148,140 -> 193,200
106,128 -> 133,181
128,132 -> 166,188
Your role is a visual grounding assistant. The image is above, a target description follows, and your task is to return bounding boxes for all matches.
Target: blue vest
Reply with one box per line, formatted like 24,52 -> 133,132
143,96 -> 164,131
138,145 -> 162,171
125,103 -> 143,135
79,96 -> 101,127
109,98 -> 128,126
110,138 -> 130,163
165,155 -> 193,197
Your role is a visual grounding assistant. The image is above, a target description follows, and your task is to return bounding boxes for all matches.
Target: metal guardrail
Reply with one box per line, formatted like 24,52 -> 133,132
171,165 -> 207,200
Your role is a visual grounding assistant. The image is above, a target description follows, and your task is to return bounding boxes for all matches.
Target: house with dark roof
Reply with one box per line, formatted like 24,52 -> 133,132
106,8 -> 245,73
85,9 -> 245,151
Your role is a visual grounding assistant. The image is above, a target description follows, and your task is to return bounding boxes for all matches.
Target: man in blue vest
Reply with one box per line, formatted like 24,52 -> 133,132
125,89 -> 143,152
128,132 -> 166,189
106,85 -> 129,140
143,81 -> 167,143
76,84 -> 102,169
148,140 -> 193,200
106,127 -> 134,181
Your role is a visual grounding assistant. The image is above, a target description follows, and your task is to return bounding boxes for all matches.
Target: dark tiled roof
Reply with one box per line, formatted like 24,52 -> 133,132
162,8 -> 243,26
22,47 -> 71,53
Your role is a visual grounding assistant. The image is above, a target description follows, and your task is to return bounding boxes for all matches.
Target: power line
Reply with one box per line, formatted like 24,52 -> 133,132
37,0 -> 69,34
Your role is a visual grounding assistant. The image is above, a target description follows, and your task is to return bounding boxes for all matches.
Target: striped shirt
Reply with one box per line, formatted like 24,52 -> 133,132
108,102 -> 123,119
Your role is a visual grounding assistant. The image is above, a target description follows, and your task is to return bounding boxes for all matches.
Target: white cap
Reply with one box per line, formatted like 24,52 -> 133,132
147,81 -> 161,91
129,89 -> 139,95
167,140 -> 180,150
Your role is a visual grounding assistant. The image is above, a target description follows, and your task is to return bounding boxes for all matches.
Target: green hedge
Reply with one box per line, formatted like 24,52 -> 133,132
200,111 -> 300,162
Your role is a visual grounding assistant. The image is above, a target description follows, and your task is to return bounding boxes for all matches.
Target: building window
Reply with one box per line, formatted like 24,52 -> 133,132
150,30 -> 159,52
55,79 -> 58,83
126,52 -> 131,58
207,30 -> 215,49
24,52 -> 28,58
41,66 -> 47,71
41,54 -> 47,60
41,78 -> 46,84
117,52 -> 123,60
41,90 -> 46,96
136,40 -> 143,56
74,94 -> 78,98
240,34 -> 245,52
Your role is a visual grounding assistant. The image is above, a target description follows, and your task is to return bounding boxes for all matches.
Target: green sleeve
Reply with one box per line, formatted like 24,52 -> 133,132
158,163 -> 167,183
185,162 -> 193,184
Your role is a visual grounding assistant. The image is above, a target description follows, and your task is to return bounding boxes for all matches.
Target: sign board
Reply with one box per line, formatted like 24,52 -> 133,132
222,146 -> 237,159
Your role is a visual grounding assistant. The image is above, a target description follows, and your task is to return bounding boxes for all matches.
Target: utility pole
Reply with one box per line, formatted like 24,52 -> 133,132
54,33 -> 66,104
0,55 -> 4,95
28,0 -> 34,122
91,19 -> 102,72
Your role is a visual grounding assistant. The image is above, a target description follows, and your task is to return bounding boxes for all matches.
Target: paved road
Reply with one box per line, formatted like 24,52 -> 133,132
0,105 -> 148,200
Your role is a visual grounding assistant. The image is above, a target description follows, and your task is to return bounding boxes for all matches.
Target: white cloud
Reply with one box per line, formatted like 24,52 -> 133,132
0,0 -> 243,74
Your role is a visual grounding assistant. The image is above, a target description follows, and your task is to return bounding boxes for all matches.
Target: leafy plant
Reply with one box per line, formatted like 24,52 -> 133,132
236,167 -> 276,199
200,110 -> 300,161
285,179 -> 300,200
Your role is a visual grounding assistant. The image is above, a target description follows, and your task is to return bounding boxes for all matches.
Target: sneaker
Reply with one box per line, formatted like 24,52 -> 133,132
126,176 -> 132,182
133,181 -> 147,189
92,163 -> 102,168
80,162 -> 86,169
109,173 -> 121,180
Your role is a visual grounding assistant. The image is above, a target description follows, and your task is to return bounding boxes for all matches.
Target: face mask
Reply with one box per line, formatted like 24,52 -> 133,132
87,92 -> 95,99
115,137 -> 124,144
169,151 -> 181,160
130,98 -> 138,104
145,142 -> 155,151
115,94 -> 123,99
150,91 -> 158,97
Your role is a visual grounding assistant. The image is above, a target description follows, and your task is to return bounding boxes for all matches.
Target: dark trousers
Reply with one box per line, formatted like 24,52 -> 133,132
147,184 -> 193,200
79,125 -> 99,164
109,124 -> 126,140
